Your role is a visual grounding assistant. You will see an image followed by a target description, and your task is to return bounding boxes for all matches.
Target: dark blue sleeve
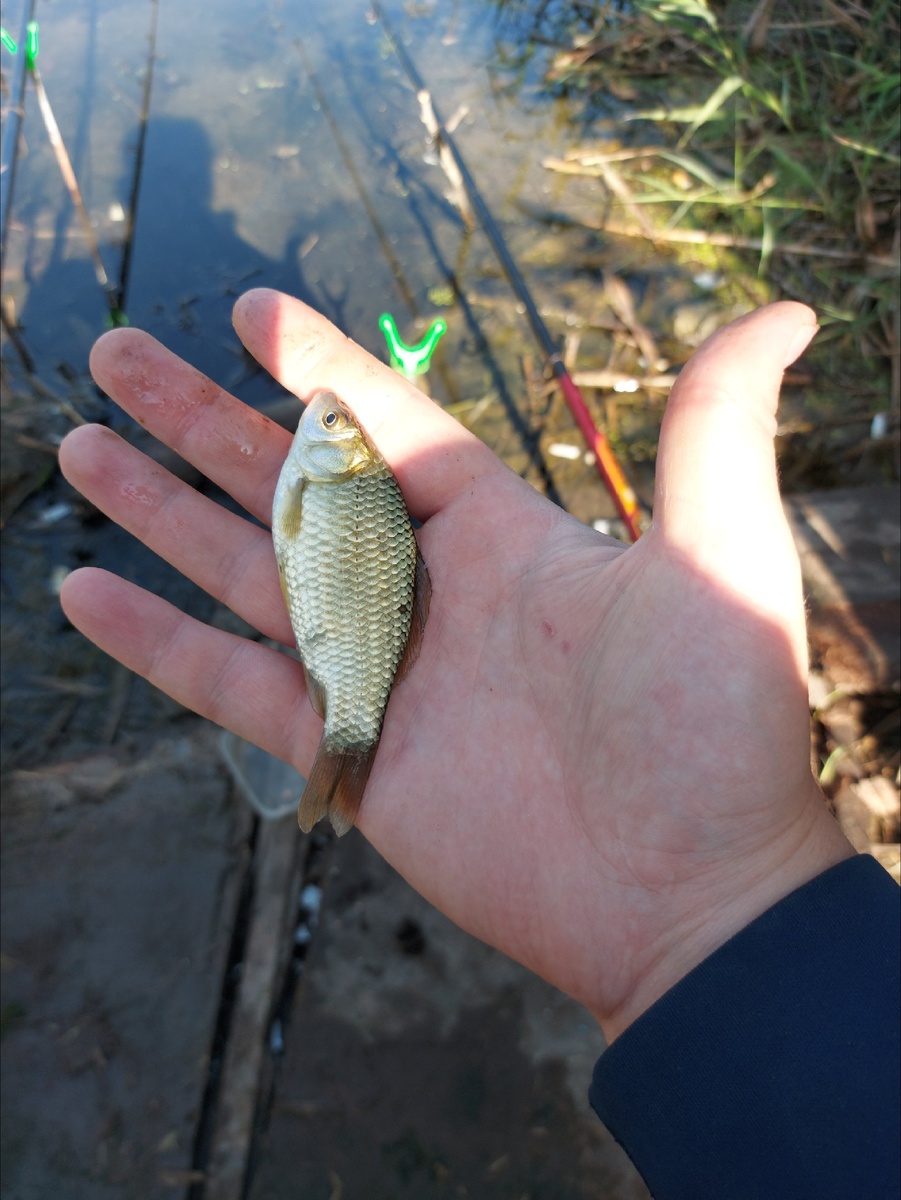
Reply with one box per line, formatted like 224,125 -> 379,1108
590,854 -> 900,1200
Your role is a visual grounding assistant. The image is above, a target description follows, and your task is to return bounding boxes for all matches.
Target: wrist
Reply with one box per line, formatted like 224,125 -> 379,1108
598,785 -> 855,1043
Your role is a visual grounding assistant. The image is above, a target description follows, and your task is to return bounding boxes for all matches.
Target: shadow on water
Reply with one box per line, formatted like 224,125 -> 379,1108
17,113 -> 322,412
395,157 -> 565,507
321,33 -> 565,506
5,112 -> 325,763
3,0 -> 611,768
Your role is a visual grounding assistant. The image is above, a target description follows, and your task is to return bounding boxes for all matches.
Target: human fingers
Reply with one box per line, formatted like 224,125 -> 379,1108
90,327 -> 291,526
232,288 -> 508,519
58,424 -> 293,645
651,301 -> 816,632
59,568 -> 321,769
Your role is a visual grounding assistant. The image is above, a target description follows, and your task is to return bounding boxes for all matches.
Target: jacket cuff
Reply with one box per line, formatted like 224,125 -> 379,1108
589,854 -> 900,1200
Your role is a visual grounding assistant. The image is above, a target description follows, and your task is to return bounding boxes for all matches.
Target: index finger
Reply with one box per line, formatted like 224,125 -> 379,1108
89,327 -> 291,527
232,288 -> 504,517
89,293 -> 505,529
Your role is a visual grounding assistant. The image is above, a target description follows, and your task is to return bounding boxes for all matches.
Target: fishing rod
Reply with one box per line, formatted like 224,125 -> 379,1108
371,2 -> 646,541
295,39 -> 449,389
0,2 -> 36,265
116,0 -> 159,317
296,30 -> 564,506
18,22 -> 125,325
295,36 -> 422,324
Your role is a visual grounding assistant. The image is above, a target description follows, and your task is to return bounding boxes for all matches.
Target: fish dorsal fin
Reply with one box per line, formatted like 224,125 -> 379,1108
394,546 -> 431,686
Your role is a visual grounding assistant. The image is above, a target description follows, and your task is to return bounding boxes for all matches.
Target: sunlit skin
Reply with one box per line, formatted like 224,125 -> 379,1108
58,293 -> 852,1042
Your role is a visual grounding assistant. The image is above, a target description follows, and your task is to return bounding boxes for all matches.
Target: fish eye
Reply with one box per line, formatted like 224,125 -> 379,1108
323,410 -> 339,428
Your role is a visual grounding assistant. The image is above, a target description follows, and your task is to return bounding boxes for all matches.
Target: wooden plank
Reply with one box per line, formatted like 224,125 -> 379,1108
784,484 -> 900,691
0,727 -> 252,1200
204,814 -> 305,1200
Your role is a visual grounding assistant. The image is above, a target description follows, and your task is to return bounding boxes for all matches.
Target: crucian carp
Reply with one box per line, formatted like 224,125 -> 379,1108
272,390 -> 430,835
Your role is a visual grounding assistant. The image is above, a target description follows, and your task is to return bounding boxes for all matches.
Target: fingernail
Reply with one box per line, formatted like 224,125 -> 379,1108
783,319 -> 818,368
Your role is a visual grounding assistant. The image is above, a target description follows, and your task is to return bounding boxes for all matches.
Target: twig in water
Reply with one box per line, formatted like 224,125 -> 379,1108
0,296 -> 35,373
602,272 -> 661,368
27,29 -> 124,323
572,369 -> 678,392
416,89 -> 474,230
535,200 -> 899,271
590,158 -> 657,241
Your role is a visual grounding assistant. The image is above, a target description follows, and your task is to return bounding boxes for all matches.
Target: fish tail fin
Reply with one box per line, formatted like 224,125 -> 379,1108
297,743 -> 376,837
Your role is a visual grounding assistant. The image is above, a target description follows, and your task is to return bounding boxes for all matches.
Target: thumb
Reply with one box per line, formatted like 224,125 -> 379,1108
652,301 -> 816,611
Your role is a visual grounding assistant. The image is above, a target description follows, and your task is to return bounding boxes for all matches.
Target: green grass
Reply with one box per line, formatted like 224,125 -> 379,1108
520,0 -> 900,419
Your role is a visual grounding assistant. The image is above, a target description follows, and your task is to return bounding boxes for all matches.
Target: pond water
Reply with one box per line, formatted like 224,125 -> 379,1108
1,0 -> 695,762
2,0 -> 684,502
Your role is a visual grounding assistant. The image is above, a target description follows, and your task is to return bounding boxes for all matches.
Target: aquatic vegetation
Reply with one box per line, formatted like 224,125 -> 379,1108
497,0 -> 899,456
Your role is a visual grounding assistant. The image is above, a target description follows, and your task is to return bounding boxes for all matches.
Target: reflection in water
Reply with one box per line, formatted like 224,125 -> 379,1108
297,32 -> 559,498
19,113 -> 313,410
7,0 -> 654,518
121,115 -> 314,403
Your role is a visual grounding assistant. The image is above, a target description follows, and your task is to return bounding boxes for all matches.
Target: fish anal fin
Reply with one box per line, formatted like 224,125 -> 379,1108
297,740 -> 377,837
394,548 -> 431,686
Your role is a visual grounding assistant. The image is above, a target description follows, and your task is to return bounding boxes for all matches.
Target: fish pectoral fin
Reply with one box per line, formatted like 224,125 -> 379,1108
297,741 -> 377,837
394,547 -> 432,686
302,663 -> 327,721
283,479 -> 305,540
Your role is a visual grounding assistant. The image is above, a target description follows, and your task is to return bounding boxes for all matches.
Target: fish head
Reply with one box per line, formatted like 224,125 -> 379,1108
291,391 -> 376,482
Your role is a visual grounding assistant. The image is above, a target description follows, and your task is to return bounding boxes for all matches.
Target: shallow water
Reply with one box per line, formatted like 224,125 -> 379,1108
3,0 -> 624,415
0,0 -> 670,761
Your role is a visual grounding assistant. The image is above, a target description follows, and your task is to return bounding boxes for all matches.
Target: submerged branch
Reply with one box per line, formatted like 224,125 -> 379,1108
530,201 -> 899,272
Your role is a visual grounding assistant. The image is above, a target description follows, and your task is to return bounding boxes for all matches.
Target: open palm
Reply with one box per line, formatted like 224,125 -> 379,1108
59,291 -> 850,1040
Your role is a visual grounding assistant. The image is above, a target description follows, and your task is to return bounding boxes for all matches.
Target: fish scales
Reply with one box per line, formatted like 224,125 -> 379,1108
272,390 -> 430,836
285,463 -> 415,751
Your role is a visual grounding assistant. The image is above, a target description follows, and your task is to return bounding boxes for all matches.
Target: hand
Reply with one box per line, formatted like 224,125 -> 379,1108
59,292 -> 853,1041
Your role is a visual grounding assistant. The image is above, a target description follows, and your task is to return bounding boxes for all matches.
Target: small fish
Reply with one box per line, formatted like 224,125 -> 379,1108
272,391 -> 430,836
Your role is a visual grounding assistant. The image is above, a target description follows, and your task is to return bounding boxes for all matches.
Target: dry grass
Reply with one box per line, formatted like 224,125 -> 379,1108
500,0 -> 899,434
